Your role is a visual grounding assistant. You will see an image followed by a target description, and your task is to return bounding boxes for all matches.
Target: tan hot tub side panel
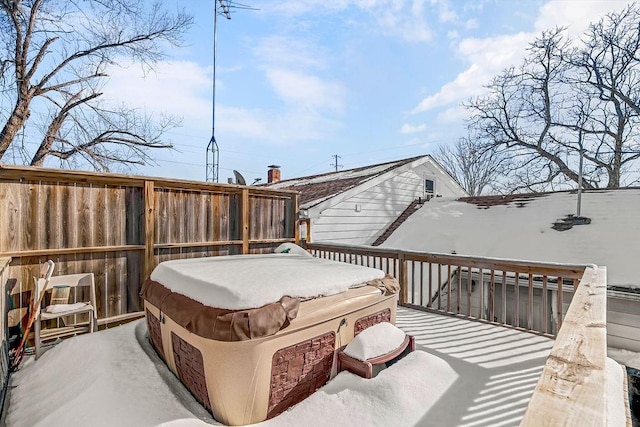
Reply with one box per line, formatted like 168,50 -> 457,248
144,286 -> 397,425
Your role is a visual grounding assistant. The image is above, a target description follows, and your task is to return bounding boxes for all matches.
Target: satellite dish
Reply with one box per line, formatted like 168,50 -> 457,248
233,170 -> 247,185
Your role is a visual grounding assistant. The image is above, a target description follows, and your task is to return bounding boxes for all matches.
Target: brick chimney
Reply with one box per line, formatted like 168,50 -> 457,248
268,165 -> 281,184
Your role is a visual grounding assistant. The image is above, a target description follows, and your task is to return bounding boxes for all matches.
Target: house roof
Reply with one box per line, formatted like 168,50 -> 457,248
267,155 -> 429,207
381,188 -> 640,289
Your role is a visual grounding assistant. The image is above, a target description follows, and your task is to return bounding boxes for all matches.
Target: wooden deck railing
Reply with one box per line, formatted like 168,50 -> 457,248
521,266 -> 609,426
306,242 -> 588,336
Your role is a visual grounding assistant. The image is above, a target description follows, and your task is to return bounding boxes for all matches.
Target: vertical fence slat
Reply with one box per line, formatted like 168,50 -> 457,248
543,275 -> 548,334
144,181 -> 155,280
489,269 -> 495,323
427,262 -> 432,308
437,264 -> 442,310
419,262 -> 424,307
446,264 -> 451,312
479,268 -> 484,320
557,277 -> 564,330
514,273 -> 520,328
528,273 -> 534,330
501,271 -> 507,324
467,267 -> 472,317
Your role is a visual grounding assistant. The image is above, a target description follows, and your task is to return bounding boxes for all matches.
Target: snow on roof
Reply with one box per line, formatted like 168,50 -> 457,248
382,188 -> 640,289
267,155 -> 427,207
150,253 -> 385,310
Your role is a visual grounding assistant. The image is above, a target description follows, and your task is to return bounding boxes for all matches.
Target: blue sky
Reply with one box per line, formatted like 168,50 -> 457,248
104,0 -> 634,183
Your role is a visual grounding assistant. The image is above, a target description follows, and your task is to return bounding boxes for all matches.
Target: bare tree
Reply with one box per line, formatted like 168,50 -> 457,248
466,5 -> 640,192
0,0 -> 192,170
433,137 -> 509,196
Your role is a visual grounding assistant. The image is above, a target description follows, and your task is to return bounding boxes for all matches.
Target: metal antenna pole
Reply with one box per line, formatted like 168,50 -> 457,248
206,1 -> 231,182
205,1 -> 256,182
577,146 -> 584,217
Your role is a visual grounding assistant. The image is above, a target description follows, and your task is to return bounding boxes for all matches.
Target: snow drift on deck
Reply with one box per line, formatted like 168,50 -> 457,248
6,321 -> 457,427
150,254 -> 385,310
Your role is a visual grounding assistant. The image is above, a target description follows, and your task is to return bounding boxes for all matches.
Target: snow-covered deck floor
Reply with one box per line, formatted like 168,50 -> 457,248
4,307 -> 554,427
395,307 -> 554,426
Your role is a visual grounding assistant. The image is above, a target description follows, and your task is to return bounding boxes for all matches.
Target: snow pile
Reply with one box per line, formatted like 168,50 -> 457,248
159,352 -> 457,427
150,254 -> 385,310
253,351 -> 457,427
606,357 -> 629,427
6,322 -> 205,427
6,322 -> 457,427
44,302 -> 89,314
343,322 -> 406,361
382,190 -> 640,288
273,243 -> 312,257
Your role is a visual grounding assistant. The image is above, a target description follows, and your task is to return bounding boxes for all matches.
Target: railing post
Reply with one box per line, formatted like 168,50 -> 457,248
241,188 -> 250,254
398,253 -> 407,305
143,181 -> 155,280
293,194 -> 300,245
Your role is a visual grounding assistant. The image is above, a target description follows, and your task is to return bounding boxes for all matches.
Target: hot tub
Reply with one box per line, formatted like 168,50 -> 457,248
141,252 -> 399,425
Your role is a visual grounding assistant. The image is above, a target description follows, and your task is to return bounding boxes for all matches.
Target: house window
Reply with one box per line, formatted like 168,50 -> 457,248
425,179 -> 435,193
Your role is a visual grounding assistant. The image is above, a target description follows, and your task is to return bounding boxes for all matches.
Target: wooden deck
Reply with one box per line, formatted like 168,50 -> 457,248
396,307 -> 554,427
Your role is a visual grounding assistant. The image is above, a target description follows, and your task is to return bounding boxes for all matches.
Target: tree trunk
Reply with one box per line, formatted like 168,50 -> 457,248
0,100 -> 31,161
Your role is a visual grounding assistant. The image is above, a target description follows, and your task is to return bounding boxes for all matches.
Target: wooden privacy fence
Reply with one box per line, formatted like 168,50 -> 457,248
306,242 -> 588,336
0,166 -> 299,322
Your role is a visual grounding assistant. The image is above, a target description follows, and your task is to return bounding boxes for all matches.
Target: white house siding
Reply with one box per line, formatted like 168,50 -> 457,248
607,294 -> 640,352
310,164 -> 465,245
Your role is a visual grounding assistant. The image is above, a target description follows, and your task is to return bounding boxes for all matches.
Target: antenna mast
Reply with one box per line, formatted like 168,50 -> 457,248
206,1 -> 256,182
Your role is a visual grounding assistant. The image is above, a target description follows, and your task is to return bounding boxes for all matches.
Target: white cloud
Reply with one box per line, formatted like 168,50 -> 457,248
265,0 -> 434,44
254,36 -> 327,70
400,123 -> 428,134
411,0 -> 634,116
465,18 -> 478,30
535,0 -> 633,38
436,105 -> 467,124
435,0 -> 458,23
265,68 -> 345,113
104,60 -> 212,122
217,106 -> 342,146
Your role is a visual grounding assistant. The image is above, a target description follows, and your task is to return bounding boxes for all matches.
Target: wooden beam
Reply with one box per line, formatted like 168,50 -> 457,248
152,238 -> 294,250
0,165 -> 298,197
0,245 -> 145,258
241,188 -> 249,254
521,266 -> 607,427
398,253 -> 407,304
305,242 -> 587,279
143,181 -> 155,279
154,241 -> 242,249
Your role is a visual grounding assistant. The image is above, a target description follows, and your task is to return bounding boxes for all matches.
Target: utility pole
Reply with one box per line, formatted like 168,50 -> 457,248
330,154 -> 343,172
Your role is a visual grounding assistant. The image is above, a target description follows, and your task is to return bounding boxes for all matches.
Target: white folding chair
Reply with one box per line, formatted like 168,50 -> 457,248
34,271 -> 97,359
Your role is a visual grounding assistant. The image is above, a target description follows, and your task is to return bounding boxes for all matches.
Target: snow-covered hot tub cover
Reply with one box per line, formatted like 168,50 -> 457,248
141,253 -> 398,342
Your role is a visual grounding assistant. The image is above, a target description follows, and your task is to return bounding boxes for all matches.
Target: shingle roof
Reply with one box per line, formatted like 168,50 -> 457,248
268,155 -> 426,207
